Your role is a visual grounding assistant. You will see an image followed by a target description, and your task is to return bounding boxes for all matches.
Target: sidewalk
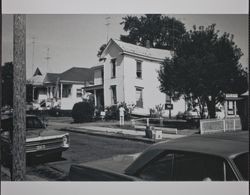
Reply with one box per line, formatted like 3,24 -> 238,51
47,117 -> 198,143
59,125 -> 195,143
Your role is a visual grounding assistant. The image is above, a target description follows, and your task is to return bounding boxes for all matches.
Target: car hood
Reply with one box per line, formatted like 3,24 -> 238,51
26,128 -> 66,140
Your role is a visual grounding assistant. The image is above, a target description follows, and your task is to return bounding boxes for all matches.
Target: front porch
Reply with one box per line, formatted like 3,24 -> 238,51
84,84 -> 104,110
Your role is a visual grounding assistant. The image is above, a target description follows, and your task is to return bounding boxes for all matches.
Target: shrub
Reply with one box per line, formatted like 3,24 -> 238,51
72,101 -> 95,123
104,102 -> 132,121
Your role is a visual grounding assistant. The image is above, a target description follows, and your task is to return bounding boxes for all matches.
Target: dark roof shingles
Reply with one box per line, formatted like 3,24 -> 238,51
59,67 -> 94,83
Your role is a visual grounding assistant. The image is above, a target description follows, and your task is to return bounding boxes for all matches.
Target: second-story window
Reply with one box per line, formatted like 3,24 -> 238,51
136,60 -> 142,78
111,58 -> 116,78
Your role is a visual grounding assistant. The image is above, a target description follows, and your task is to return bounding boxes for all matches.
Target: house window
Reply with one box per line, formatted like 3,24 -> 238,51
135,87 -> 143,108
227,100 -> 235,115
76,88 -> 82,98
111,58 -> 116,78
62,85 -> 71,98
111,85 -> 117,105
136,60 -> 142,78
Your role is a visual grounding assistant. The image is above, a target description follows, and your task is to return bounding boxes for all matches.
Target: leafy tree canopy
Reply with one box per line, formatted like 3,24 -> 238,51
120,14 -> 186,50
97,14 -> 186,59
158,24 -> 248,118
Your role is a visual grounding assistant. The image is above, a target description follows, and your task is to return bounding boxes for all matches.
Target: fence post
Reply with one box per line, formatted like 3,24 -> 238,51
223,120 -> 226,132
200,120 -> 203,134
160,117 -> 163,127
146,118 -> 149,127
233,118 -> 236,131
131,119 -> 135,128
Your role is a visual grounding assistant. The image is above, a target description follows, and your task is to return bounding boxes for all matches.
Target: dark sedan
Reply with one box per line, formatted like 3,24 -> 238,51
1,115 -> 70,164
69,131 -> 248,181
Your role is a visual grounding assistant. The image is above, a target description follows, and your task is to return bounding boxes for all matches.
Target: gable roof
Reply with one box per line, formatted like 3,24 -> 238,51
27,74 -> 45,86
59,67 -> 94,83
33,67 -> 42,76
102,39 -> 171,62
43,73 -> 60,84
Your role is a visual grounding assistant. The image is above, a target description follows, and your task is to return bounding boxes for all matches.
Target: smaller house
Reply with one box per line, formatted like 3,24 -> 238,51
27,68 -> 47,104
28,67 -> 94,110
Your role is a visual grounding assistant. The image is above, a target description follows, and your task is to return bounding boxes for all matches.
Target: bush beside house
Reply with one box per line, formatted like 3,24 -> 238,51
72,101 -> 95,123
104,102 -> 132,121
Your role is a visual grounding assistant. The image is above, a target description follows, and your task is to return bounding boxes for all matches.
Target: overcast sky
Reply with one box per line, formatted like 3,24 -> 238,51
2,14 -> 248,78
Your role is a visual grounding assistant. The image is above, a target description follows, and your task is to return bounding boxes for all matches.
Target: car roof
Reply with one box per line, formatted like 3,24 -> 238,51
125,131 -> 248,175
154,131 -> 248,158
1,114 -> 38,120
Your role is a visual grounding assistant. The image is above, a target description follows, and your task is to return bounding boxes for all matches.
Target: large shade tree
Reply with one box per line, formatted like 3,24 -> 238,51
158,24 -> 248,118
120,14 -> 186,50
97,14 -> 186,59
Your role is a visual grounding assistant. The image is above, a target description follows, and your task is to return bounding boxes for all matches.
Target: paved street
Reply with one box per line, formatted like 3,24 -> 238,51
2,131 -> 151,181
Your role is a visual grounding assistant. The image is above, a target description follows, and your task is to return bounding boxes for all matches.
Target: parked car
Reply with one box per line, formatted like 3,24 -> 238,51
1,115 -> 70,164
68,131 -> 248,181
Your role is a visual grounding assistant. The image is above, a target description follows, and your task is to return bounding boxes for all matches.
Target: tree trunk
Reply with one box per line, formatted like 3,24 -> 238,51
206,97 -> 216,119
12,14 -> 26,181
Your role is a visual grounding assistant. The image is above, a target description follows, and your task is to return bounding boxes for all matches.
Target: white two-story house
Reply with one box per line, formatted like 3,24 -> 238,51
100,39 -> 185,116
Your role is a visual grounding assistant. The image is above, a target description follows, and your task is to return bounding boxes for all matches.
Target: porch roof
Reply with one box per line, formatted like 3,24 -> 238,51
83,84 -> 103,91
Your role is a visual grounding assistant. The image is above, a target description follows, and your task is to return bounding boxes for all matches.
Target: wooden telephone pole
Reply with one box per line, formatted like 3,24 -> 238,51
12,14 -> 26,181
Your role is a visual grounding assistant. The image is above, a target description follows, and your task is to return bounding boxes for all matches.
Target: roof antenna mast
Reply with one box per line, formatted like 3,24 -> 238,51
105,17 -> 111,43
45,48 -> 51,73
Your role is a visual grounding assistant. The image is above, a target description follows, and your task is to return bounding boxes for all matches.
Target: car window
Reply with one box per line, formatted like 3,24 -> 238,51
173,153 -> 234,181
233,153 -> 249,180
137,151 -> 237,181
26,117 -> 44,129
137,153 -> 174,181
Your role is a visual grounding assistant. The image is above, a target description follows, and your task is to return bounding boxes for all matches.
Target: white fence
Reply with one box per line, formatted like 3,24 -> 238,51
200,117 -> 242,134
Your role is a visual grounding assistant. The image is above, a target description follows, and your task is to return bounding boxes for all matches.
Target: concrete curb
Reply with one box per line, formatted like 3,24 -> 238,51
59,127 -> 158,144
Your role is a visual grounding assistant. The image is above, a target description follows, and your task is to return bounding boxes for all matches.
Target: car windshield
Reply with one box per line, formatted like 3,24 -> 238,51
233,152 -> 249,180
1,117 -> 45,131
26,117 -> 45,129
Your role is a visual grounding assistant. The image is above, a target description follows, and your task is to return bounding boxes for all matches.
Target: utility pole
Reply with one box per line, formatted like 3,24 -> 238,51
12,14 -> 26,181
31,37 -> 36,75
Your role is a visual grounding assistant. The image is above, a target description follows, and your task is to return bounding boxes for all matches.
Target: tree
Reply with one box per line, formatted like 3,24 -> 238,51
97,43 -> 107,61
97,14 -> 186,60
158,24 -> 247,118
120,14 -> 186,50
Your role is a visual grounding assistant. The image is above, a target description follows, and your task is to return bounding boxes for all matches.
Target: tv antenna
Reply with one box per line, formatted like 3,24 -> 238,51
105,17 -> 111,43
45,48 -> 51,73
31,37 -> 36,75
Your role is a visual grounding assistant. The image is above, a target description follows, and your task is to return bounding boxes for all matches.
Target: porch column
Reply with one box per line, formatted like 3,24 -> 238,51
94,89 -> 97,106
60,83 -> 63,99
234,101 -> 237,117
50,86 -> 53,98
46,87 -> 49,99
224,101 -> 228,118
32,86 -> 35,101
